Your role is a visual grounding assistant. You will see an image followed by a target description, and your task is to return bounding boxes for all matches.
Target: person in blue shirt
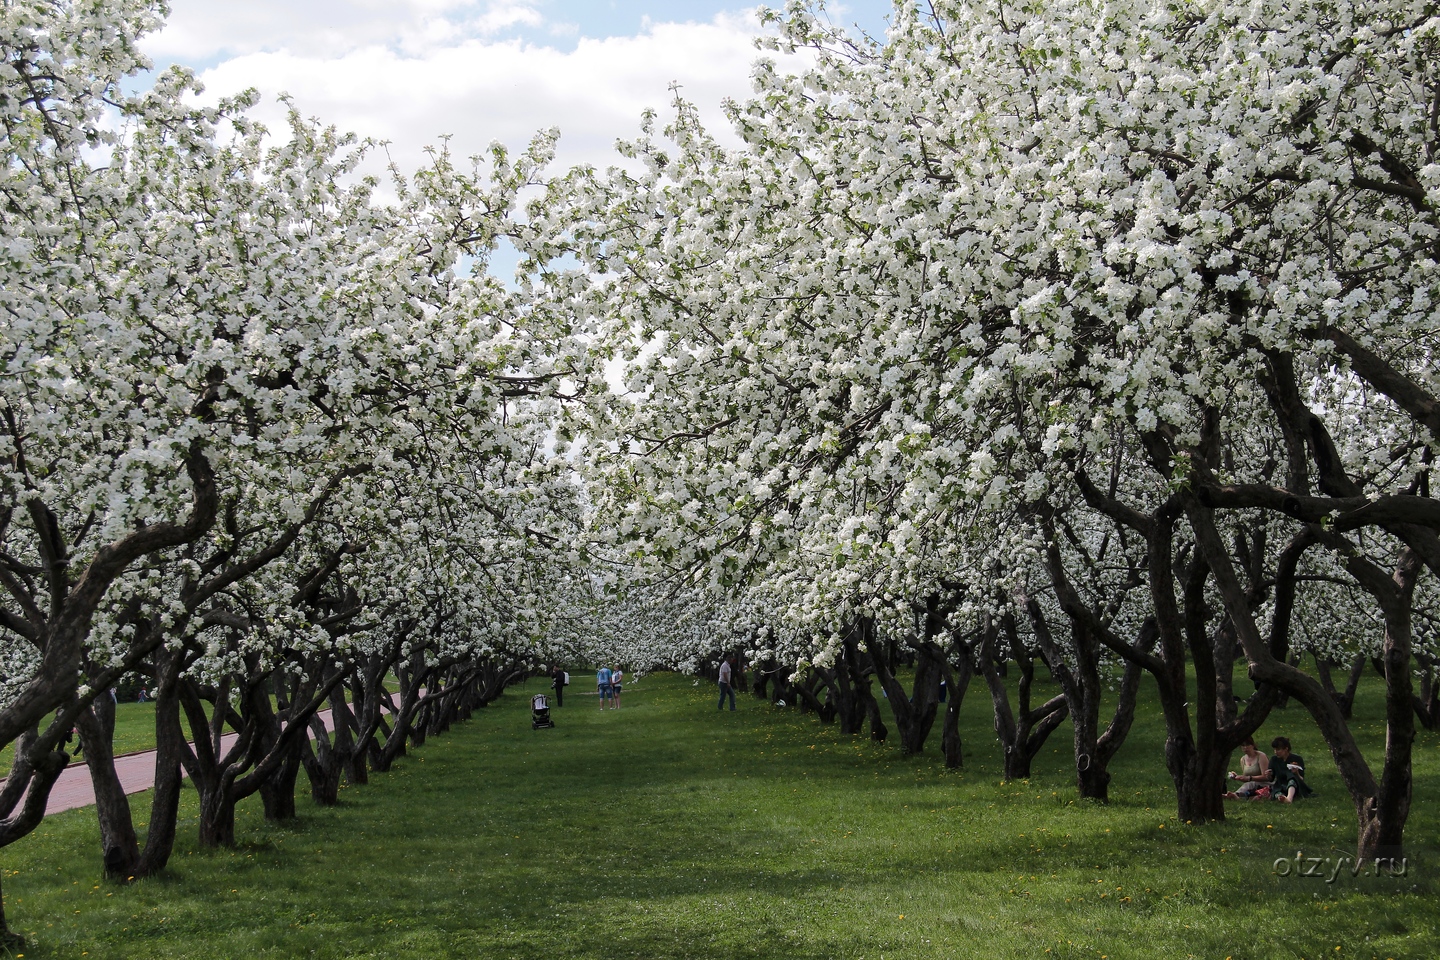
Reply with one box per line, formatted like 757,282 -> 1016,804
597,666 -> 613,709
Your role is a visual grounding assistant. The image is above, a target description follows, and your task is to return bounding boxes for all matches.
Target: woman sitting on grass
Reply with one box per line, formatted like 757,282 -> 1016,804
1224,737 -> 1270,799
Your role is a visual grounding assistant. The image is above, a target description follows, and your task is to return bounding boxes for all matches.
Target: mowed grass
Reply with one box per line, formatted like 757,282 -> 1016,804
1,672 -> 1436,959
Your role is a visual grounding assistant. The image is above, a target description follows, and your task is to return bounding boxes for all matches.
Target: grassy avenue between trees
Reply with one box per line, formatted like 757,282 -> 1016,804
2,673 -> 1435,959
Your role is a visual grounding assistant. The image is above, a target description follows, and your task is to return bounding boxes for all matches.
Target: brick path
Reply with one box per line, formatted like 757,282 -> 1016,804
2,708 -> 340,817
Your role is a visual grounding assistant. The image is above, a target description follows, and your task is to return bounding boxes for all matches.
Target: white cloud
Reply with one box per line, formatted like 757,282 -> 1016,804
472,1 -> 545,36
146,0 -> 546,63
169,11 -> 784,177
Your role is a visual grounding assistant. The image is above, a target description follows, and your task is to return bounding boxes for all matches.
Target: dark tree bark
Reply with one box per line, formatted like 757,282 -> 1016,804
0,449 -> 217,941
871,598 -> 946,755
1023,486 -> 1154,801
1316,654 -> 1368,720
1212,617 -> 1243,728
376,649 -> 470,771
864,690 -> 889,744
301,683 -> 355,806
240,668 -> 295,822
1072,440 -> 1303,824
830,661 -> 865,736
75,691 -> 140,879
1076,470 -> 1223,822
197,773 -> 239,848
473,660 -> 525,708
1026,585 -> 1158,803
751,659 -> 774,701
393,651 -> 434,755
819,661 -> 865,735
301,734 -> 343,806
790,671 -> 836,723
179,674 -> 247,848
845,625 -> 886,743
805,621 -> 885,737
345,676 -> 374,786
0,725 -> 70,945
22,469 -> 363,884
1416,654 -> 1440,731
0,871 -> 20,951
1185,478 -> 1420,860
733,650 -> 751,694
134,649 -> 188,877
349,629 -> 412,780
179,650 -> 343,848
259,738 -> 302,821
979,612 -> 1069,781
1352,550 -> 1420,862
938,630 -> 976,769
0,447 -> 217,752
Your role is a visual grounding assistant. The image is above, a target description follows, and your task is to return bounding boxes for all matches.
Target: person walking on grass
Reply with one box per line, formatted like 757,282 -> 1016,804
611,667 -> 623,708
597,665 -> 613,709
551,666 -> 566,707
718,655 -> 736,711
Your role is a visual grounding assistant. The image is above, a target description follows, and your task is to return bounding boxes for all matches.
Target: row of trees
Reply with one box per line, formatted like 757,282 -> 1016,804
3,0 -> 1438,946
0,0 -> 610,945
552,0 -> 1439,867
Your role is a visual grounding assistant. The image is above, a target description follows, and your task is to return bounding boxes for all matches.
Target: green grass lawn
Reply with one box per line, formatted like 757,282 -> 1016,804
1,672 -> 1435,959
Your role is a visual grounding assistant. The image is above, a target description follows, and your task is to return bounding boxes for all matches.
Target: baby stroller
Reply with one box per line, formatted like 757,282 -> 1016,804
531,693 -> 555,730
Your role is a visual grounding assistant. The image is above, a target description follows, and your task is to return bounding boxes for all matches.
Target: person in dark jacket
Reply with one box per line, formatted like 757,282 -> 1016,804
551,666 -> 566,707
1267,736 -> 1314,803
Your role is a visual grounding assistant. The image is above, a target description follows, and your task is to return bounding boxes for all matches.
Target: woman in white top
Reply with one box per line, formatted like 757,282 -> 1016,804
1224,736 -> 1270,799
611,668 -> 623,708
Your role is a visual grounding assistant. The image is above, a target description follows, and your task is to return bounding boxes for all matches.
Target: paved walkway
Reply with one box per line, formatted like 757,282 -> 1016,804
2,708 -> 343,817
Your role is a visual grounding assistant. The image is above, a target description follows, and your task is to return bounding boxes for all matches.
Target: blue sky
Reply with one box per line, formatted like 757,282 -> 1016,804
512,1 -> 892,46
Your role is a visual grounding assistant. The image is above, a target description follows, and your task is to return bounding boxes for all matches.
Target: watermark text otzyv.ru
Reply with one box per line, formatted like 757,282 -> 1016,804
1272,851 -> 1409,882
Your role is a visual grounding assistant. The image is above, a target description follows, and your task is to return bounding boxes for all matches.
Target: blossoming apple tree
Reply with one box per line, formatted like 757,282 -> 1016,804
547,0 -> 1438,862
0,0 -> 587,941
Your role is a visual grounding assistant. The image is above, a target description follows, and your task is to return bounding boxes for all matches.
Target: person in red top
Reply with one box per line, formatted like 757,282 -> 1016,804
717,656 -> 736,711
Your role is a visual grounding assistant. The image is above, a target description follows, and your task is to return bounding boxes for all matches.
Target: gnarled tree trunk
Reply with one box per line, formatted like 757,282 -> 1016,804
75,691 -> 140,879
939,631 -> 976,770
1316,654 -> 1369,721
871,600 -> 946,756
981,613 -> 1069,781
